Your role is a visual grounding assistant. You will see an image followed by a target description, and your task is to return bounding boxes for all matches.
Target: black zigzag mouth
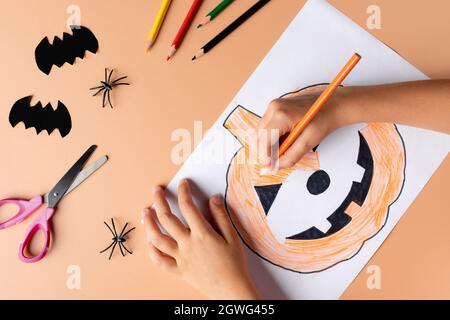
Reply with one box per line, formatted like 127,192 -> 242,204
254,131 -> 374,240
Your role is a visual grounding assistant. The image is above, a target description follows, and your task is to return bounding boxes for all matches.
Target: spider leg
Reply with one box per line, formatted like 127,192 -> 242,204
108,242 -> 118,260
107,90 -> 114,109
104,68 -> 108,82
118,223 -> 129,238
108,69 -> 114,83
111,76 -> 128,84
92,87 -> 105,97
102,90 -> 107,108
121,226 -> 136,238
90,85 -> 104,90
104,221 -> 116,238
111,83 -> 130,87
118,242 -> 125,257
100,241 -> 115,253
121,242 -> 133,255
111,218 -> 119,238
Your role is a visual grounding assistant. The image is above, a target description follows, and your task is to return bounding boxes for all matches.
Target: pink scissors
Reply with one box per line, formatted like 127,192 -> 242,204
0,145 -> 108,263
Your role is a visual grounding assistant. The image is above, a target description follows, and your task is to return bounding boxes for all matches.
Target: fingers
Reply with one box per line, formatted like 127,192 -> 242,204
256,126 -> 279,168
257,98 -> 323,172
147,244 -> 178,273
209,195 -> 239,244
278,134 -> 312,170
143,207 -> 179,273
152,186 -> 189,240
177,179 -> 212,233
256,99 -> 296,167
143,207 -> 178,257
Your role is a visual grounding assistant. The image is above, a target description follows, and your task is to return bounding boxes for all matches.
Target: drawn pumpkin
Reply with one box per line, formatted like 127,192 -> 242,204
223,85 -> 406,273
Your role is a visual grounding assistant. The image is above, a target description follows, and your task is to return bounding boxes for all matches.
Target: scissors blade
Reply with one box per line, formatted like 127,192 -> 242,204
46,145 -> 97,208
64,155 -> 108,196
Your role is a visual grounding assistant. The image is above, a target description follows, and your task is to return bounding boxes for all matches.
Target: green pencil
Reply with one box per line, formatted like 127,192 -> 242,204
197,0 -> 235,28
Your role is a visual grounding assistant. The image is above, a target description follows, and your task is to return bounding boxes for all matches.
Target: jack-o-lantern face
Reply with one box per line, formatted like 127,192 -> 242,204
223,85 -> 406,273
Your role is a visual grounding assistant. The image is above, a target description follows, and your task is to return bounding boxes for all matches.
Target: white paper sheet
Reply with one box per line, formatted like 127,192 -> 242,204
166,0 -> 450,299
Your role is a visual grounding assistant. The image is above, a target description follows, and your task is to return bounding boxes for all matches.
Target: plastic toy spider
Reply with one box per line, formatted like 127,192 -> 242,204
100,218 -> 136,260
90,68 -> 130,108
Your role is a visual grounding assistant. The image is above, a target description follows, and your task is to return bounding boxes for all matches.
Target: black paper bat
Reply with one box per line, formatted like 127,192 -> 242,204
9,96 -> 72,137
35,25 -> 99,75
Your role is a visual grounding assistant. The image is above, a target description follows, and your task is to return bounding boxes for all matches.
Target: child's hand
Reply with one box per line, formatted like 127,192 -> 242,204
142,179 -> 261,300
257,80 -> 450,172
256,87 -> 350,171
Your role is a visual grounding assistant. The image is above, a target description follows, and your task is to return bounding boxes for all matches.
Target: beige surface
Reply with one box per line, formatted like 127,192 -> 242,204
0,0 -> 448,299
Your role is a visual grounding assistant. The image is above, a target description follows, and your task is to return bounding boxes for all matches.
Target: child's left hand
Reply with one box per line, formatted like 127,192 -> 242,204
142,179 -> 261,300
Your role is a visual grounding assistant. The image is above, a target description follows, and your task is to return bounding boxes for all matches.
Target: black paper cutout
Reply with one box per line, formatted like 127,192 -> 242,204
9,96 -> 72,137
254,184 -> 282,215
35,25 -> 99,75
287,132 -> 374,240
307,170 -> 331,195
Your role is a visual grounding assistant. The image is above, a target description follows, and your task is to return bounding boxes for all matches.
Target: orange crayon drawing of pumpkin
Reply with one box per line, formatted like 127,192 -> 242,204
223,84 -> 406,273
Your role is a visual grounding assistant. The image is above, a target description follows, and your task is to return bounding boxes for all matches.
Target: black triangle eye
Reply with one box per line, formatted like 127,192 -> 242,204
254,184 -> 282,215
307,170 -> 330,195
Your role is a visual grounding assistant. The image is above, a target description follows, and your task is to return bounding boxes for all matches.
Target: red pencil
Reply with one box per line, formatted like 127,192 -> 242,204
167,0 -> 203,60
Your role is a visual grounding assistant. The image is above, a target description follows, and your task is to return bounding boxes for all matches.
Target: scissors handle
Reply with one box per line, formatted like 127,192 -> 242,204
18,207 -> 55,263
0,196 -> 43,230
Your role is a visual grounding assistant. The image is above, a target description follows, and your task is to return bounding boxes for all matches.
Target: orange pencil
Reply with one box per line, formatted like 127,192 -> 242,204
278,53 -> 361,157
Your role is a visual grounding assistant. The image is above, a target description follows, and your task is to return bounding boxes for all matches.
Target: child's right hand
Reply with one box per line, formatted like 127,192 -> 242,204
256,87 -> 351,171
256,80 -> 450,172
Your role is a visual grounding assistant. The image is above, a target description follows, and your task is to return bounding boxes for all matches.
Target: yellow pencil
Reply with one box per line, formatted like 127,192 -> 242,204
146,0 -> 173,52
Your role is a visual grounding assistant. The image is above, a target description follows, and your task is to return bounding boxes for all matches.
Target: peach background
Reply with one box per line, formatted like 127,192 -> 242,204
0,0 -> 448,299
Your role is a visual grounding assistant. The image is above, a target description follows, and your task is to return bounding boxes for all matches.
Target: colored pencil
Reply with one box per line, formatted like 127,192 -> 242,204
197,0 -> 235,28
167,0 -> 203,60
146,0 -> 173,52
192,0 -> 271,60
278,53 -> 362,157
